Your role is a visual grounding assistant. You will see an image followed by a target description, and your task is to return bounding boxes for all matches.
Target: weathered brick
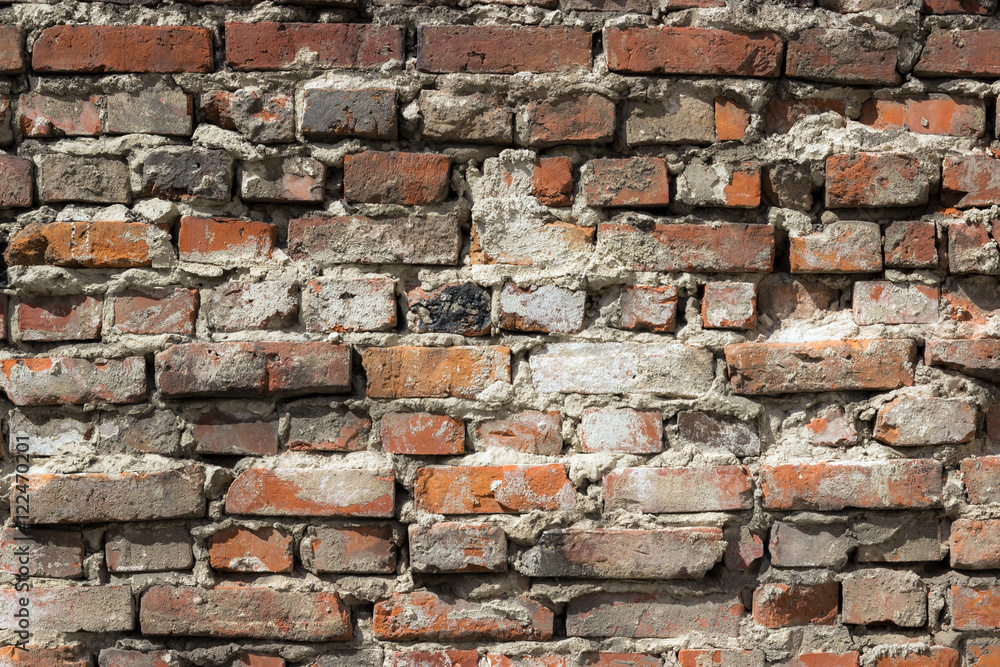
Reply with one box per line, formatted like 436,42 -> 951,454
761,460 -> 943,510
923,0 -> 994,11
805,407 -> 858,447
226,22 -> 404,70
0,154 -> 33,208
208,526 -> 293,573
177,217 -> 276,267
0,27 -> 24,74
363,346 -> 510,399
873,648 -> 958,667
226,468 -> 394,517
16,294 -> 103,342
942,155 -> 1000,208
310,525 -> 395,573
769,522 -> 853,569
344,151 -> 449,205
860,95 -> 985,137
678,652 -> 762,667
395,652 -> 479,667
579,408 -> 662,454
947,221 -> 1000,273
203,89 -> 294,143
37,155 -> 131,204
302,88 -> 396,140
381,412 -> 464,455
966,643 -> 1000,667
407,283 -> 492,336
874,396 -> 975,445
624,93 -> 716,146
519,528 -> 724,579
605,27 -> 782,76
290,215 -> 461,265
241,157 -> 326,203
374,592 -> 553,640
0,357 -> 146,406
518,95 -> 615,147
565,591 -> 743,638
950,519 -> 1000,569
420,90 -> 511,144
787,29 -> 899,84
0,527 -> 83,578
765,97 -> 847,135
963,455 -> 1000,503
416,26 -> 591,73
842,569 -> 927,626
20,467 -> 205,524
259,342 -> 354,395
105,525 -> 193,572
853,281 -> 938,325
885,220 -> 938,269
617,285 -> 677,332
676,411 -> 761,457
953,585 -> 1000,629
676,162 -> 761,208
479,411 -> 562,455
499,283 -> 585,334
827,153 -> 928,207
598,221 -> 775,272
585,158 -> 669,207
3,647 -> 91,667
925,339 -> 1000,379
532,157 -> 573,206
114,289 -> 197,335
763,162 -> 813,210
409,522 -> 506,573
32,25 -> 213,73
416,464 -> 574,514
821,0 -> 904,8
142,148 -> 233,202
287,403 -> 371,451
205,281 -> 298,332
796,654 -> 860,667
725,527 -> 765,571
726,339 -> 915,394
106,90 -> 193,136
0,586 -> 134,632
715,97 -> 751,141
99,650 -> 169,667
19,93 -> 101,137
307,651 -> 380,667
192,413 -> 279,456
99,411 -> 183,456
140,585 -> 351,640
856,514 -> 946,563
702,282 -> 757,329
307,277 -> 397,333
753,583 -> 839,627
916,30 -> 1000,77
604,466 -> 753,513
6,220 -> 164,268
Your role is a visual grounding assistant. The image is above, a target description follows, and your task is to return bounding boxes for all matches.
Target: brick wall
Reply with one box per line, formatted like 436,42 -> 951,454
1,0 -> 1000,665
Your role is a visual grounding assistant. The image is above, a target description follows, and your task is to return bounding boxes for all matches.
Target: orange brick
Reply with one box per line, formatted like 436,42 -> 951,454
752,583 -> 839,627
177,216 -> 276,265
208,526 -> 293,573
415,464 -> 575,514
715,97 -> 751,140
532,157 -> 573,206
362,346 -> 510,399
374,592 -> 553,641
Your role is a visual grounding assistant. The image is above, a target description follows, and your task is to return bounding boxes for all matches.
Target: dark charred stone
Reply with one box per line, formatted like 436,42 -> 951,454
407,283 -> 492,336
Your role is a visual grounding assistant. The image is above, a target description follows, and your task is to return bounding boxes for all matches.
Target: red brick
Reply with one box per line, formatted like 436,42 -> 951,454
726,339 -> 915,394
715,97 -> 751,141
0,155 -> 33,209
603,466 -> 753,513
0,357 -> 146,406
415,464 -> 575,514
885,220 -> 938,269
0,527 -> 83,578
605,27 -> 782,77
826,153 -> 927,207
363,346 -> 510,399
702,282 -> 757,329
765,97 -> 847,135
485,658 -> 567,667
381,412 -> 465,455
675,161 -> 761,208
261,342 -> 354,395
20,467 -> 205,524
942,154 -> 1000,208
226,22 -> 403,70
874,396 -> 975,445
753,583 -> 838,627
923,0 -> 993,12
208,526 -> 293,573
416,26 -> 591,73
16,294 -> 102,342
566,591 -> 743,638
499,283 -> 585,334
797,654 -> 860,667
618,285 -> 677,332
597,222 -> 775,272
226,467 -> 394,517
193,414 -> 279,456
948,220 -> 1000,273
953,585 -> 1000,629
916,30 -> 1000,77
409,522 -> 507,573
33,25 -> 213,73
579,408 -> 662,454
949,518 -> 1000,569
842,569 -> 927,626
177,216 -> 276,265
962,455 -> 1000,503
678,651 -> 762,667
3,647 -> 90,667
478,410 -> 563,455
105,525 -> 193,573
395,652 -> 479,667
860,95 -> 985,137
787,29 -> 900,84
532,157 -> 573,206
0,27 -> 24,74
114,289 -> 197,335
344,151 -> 450,205
925,339 -> 1000,379
874,648 -> 959,667
853,281 -> 938,325
140,585 -> 351,640
310,525 -> 395,573
585,158 -> 669,207
761,460 -> 944,510
290,215 -> 461,266
519,94 -> 615,147
5,221 -> 163,268
19,93 -> 101,137
966,642 -> 1000,667
0,586 -> 134,632
374,592 -> 553,641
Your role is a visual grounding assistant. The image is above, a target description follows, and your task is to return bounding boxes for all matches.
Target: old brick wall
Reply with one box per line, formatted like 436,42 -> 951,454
3,0 -> 1000,665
